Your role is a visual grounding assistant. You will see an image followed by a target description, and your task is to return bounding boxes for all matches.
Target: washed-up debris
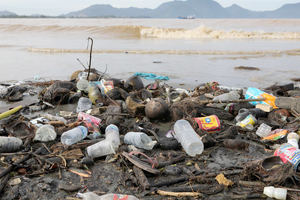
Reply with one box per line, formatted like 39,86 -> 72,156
1,67 -> 300,200
234,66 -> 261,71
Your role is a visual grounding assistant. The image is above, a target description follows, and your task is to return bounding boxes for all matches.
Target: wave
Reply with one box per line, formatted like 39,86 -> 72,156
1,24 -> 300,40
27,47 -> 300,56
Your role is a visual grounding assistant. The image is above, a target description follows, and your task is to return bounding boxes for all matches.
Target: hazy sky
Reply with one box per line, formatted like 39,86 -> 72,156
1,0 -> 300,16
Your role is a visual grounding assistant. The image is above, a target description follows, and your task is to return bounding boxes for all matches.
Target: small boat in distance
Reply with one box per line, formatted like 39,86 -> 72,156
177,15 -> 196,19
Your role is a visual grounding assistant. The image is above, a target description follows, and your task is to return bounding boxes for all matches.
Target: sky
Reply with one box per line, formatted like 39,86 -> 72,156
1,0 -> 300,16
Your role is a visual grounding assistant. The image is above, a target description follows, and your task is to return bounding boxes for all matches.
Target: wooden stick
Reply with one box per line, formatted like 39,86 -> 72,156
198,98 -> 266,105
151,176 -> 188,188
157,190 -> 202,197
133,166 -> 150,190
87,37 -> 93,81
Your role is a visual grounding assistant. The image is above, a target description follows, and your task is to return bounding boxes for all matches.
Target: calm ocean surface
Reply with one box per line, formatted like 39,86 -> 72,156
0,18 -> 300,88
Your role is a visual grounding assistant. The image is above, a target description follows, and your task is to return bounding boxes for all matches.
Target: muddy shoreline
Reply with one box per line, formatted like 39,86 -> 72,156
0,71 -> 300,200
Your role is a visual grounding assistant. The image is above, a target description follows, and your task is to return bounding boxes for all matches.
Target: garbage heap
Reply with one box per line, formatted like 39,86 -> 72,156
0,70 -> 300,200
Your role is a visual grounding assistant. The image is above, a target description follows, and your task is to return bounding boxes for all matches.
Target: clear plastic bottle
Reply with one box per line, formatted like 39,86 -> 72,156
34,125 -> 57,142
173,119 -> 204,157
213,91 -> 240,102
263,186 -> 287,200
256,123 -> 272,138
105,124 -> 120,149
61,126 -> 88,145
87,140 -> 115,158
287,132 -> 300,149
0,136 -> 23,153
77,97 -> 92,113
124,132 -> 156,150
77,192 -> 139,200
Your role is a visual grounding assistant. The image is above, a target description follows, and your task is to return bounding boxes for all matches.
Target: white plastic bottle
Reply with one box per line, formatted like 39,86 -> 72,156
61,126 -> 88,145
256,123 -> 272,138
105,124 -> 120,149
87,140 -> 116,158
287,132 -> 300,149
173,119 -> 204,157
0,136 -> 23,153
263,186 -> 287,200
213,91 -> 240,102
124,132 -> 156,150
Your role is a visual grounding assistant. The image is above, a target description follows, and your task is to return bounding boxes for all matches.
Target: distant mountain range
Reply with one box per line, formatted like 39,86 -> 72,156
0,10 -> 17,17
2,0 -> 300,18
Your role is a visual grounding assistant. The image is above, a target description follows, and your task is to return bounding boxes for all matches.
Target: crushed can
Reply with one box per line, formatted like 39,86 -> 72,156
194,115 -> 221,133
274,143 -> 300,171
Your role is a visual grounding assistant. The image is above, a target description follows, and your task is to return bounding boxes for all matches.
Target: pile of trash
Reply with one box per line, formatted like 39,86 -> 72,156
0,69 -> 300,200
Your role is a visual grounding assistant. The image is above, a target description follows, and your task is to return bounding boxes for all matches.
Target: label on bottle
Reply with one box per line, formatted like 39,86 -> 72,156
274,143 -> 300,170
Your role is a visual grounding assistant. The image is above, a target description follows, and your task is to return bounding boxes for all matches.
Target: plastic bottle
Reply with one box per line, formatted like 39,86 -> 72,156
124,132 -> 156,150
77,97 -> 92,113
263,186 -> 287,200
236,114 -> 257,131
77,192 -> 139,200
87,139 -> 115,158
0,136 -> 23,153
173,119 -> 204,157
88,83 -> 102,105
287,132 -> 300,149
213,91 -> 240,102
105,124 -> 120,149
34,125 -> 57,142
61,126 -> 88,145
256,123 -> 272,138
86,124 -> 120,158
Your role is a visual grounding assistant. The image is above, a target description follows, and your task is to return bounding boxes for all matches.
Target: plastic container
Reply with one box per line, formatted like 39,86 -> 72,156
263,186 -> 287,200
124,132 -> 156,150
0,136 -> 23,153
194,115 -> 221,133
105,124 -> 120,149
287,132 -> 300,149
213,91 -> 240,102
61,126 -> 88,145
88,83 -> 101,105
34,125 -> 57,142
235,108 -> 250,122
77,192 -> 139,200
173,119 -> 204,157
274,143 -> 300,171
256,123 -> 272,138
87,139 -> 115,158
76,97 -> 92,113
236,114 -> 257,131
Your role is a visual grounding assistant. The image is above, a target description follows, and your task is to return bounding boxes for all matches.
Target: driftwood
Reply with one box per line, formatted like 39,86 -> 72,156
133,166 -> 150,190
157,190 -> 202,197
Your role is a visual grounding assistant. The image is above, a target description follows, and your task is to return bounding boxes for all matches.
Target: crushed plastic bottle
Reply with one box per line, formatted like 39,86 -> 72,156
0,136 -> 23,153
236,114 -> 257,131
173,119 -> 204,157
124,132 -> 157,150
287,132 -> 300,149
77,97 -> 92,113
61,126 -> 88,145
77,192 -> 139,200
34,125 -> 57,142
88,83 -> 102,105
41,113 -> 67,125
213,90 -> 240,102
